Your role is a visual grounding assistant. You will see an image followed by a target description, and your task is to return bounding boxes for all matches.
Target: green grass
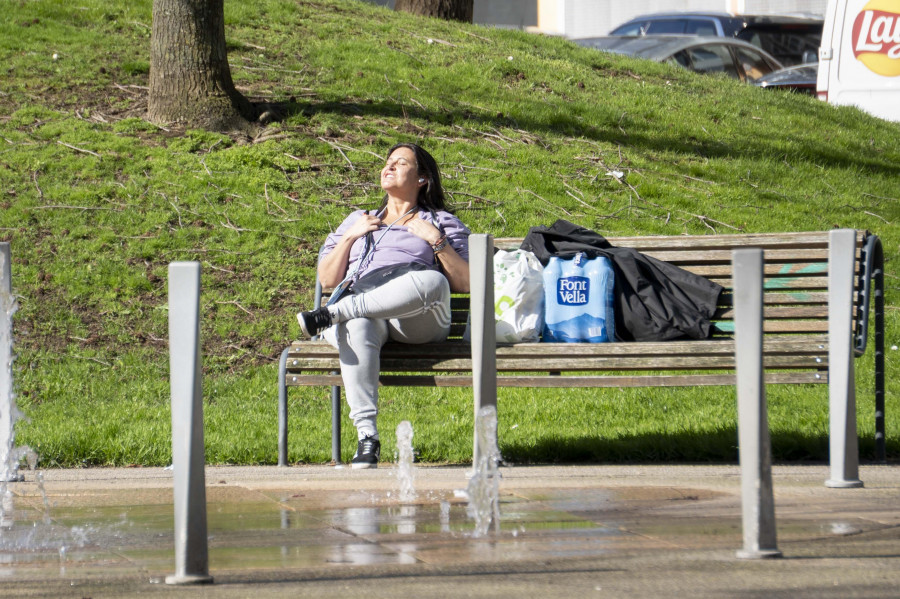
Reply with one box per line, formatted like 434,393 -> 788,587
1,0 -> 898,467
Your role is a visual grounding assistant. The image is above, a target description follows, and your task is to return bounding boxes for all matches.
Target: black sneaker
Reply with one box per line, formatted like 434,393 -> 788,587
351,436 -> 381,469
297,306 -> 332,338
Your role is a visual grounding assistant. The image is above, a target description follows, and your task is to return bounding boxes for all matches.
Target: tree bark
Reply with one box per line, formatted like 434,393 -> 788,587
394,0 -> 473,23
148,0 -> 255,131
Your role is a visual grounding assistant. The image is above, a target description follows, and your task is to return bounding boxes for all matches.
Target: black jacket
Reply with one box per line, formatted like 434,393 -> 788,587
520,220 -> 723,342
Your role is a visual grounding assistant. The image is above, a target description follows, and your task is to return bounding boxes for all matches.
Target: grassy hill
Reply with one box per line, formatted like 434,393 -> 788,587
1,0 -> 897,467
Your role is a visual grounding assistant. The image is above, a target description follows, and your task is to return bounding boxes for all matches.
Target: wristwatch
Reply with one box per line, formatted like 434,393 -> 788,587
431,236 -> 449,254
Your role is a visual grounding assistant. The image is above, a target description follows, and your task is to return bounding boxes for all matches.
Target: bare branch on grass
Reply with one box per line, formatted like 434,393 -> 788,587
237,55 -> 306,75
32,171 -> 43,200
862,192 -> 896,202
458,164 -> 500,174
57,140 -> 101,158
386,44 -> 425,66
562,180 -> 584,198
576,151 -> 739,232
32,204 -> 115,211
318,137 -> 356,170
216,300 -> 254,316
565,189 -> 599,213
70,354 -> 113,367
321,141 -> 383,162
863,210 -> 891,224
483,138 -> 507,156
203,262 -> 235,274
167,248 -> 251,255
445,190 -> 500,210
167,197 -> 184,229
521,188 -> 573,217
112,83 -> 148,95
461,30 -> 491,42
254,131 -> 291,144
263,183 -> 302,222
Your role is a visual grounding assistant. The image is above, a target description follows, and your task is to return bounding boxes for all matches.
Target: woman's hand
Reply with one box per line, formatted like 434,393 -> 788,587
405,215 -> 443,246
345,213 -> 382,241
317,212 -> 381,289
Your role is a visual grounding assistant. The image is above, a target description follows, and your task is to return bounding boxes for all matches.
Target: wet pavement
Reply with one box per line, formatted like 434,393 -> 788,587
2,464 -> 899,598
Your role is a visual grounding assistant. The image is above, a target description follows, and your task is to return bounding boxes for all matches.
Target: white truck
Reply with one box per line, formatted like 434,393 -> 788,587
817,0 -> 900,121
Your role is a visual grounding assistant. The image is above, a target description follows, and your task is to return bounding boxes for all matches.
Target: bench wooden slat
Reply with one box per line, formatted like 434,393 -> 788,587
286,348 -> 828,373
719,292 -> 829,306
285,372 -> 826,388
286,335 -> 828,360
715,306 -> 827,319
632,248 -> 830,264
708,275 -> 831,289
494,230 -> 863,252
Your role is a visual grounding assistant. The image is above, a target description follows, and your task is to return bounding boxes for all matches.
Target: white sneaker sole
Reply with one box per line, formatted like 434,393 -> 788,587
351,461 -> 378,470
297,312 -> 314,338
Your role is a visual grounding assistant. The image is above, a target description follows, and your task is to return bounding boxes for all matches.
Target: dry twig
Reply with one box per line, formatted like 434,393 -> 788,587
216,300 -> 253,316
57,140 -> 101,158
318,137 -> 356,170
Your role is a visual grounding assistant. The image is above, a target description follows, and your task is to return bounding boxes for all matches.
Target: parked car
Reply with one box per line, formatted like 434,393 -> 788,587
753,63 -> 818,95
574,35 -> 784,84
608,12 -> 823,66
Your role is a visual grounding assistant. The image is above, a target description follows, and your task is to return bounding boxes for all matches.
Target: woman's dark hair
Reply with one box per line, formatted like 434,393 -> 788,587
379,142 -> 452,214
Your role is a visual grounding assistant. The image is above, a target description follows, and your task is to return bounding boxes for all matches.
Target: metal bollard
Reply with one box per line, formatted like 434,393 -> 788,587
825,229 -> 863,488
165,262 -> 214,585
1,242 -> 23,483
468,234 -> 497,466
732,248 -> 782,559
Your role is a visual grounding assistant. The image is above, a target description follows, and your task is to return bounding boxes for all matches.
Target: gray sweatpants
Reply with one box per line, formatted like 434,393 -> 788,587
322,269 -> 451,440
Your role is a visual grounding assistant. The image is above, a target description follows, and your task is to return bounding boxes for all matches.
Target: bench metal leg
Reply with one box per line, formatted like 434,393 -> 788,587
733,249 -> 781,559
331,381 -> 341,464
278,348 -> 290,467
469,234 -> 497,465
826,229 -> 863,488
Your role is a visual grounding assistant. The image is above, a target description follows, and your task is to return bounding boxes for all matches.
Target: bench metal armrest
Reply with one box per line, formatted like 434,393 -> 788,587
854,233 -> 883,357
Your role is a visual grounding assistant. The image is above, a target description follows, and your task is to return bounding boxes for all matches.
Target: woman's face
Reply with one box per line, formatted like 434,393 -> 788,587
381,147 -> 422,197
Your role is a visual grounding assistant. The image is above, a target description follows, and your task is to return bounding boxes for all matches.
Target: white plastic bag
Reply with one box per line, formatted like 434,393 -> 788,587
492,249 -> 545,343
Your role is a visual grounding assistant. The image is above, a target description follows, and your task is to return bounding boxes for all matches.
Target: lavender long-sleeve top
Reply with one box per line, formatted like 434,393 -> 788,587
321,208 -> 471,281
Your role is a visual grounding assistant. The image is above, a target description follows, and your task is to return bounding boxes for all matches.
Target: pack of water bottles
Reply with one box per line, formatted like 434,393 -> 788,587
542,252 -> 615,343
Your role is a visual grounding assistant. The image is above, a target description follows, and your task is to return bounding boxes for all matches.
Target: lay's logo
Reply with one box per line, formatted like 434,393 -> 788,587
852,1 -> 900,76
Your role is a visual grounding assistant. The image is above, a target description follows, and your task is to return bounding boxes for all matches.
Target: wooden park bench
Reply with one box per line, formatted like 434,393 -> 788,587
277,229 -> 885,477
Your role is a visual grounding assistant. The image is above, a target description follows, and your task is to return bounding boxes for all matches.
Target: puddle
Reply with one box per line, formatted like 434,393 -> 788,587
0,485 -> 624,576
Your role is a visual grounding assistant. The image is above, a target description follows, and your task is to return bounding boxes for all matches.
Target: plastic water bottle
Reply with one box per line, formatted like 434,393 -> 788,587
542,256 -> 564,341
542,252 -> 614,343
585,255 -> 615,342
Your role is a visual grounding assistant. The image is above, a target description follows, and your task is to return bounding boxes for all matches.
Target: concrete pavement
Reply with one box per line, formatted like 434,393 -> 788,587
3,463 -> 899,598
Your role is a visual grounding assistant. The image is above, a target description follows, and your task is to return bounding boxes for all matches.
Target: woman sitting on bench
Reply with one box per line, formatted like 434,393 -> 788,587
296,143 -> 471,469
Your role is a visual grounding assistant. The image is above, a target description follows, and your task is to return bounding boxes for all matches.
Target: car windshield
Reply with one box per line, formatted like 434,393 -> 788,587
733,46 -> 779,82
738,27 -> 821,66
611,22 -> 645,35
668,44 -> 740,79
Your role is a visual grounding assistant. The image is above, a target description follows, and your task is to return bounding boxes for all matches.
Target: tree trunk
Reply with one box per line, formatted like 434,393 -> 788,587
148,0 -> 255,131
394,0 -> 473,23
